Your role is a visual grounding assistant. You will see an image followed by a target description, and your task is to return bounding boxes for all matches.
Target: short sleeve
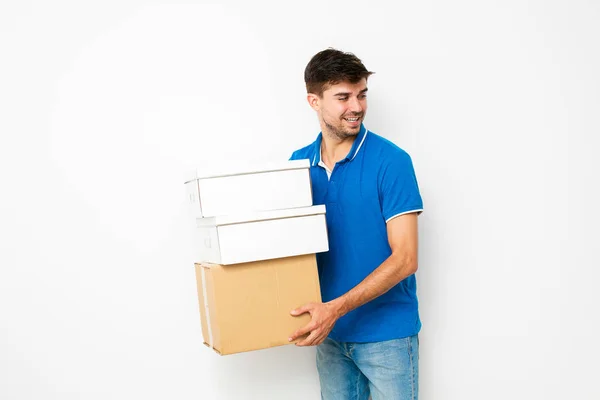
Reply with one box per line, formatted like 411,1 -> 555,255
380,151 -> 424,223
289,149 -> 302,161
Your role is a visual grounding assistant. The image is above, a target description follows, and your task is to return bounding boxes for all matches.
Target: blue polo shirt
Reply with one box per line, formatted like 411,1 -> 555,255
290,124 -> 424,342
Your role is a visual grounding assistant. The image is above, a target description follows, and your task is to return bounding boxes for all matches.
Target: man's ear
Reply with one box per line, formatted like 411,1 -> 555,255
307,93 -> 320,111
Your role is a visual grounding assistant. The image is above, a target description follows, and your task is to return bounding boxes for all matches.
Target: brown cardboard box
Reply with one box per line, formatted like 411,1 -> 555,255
195,254 -> 322,355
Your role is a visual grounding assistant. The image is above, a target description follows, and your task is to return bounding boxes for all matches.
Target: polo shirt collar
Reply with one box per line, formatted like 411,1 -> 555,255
311,124 -> 368,167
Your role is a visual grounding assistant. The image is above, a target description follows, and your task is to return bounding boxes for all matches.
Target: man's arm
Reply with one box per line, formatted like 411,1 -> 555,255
288,212 -> 419,346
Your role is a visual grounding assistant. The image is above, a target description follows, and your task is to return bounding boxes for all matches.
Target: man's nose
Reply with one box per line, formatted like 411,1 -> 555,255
348,97 -> 363,113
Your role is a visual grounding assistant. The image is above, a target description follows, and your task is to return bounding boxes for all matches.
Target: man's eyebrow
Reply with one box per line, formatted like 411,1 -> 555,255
333,88 -> 369,97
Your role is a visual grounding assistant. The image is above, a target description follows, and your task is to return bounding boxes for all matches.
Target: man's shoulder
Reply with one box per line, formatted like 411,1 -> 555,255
366,130 -> 413,163
289,141 -> 316,161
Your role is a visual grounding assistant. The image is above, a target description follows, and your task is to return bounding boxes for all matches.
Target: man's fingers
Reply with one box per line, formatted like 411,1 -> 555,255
290,303 -> 314,316
295,329 -> 320,347
313,334 -> 327,346
288,322 -> 314,342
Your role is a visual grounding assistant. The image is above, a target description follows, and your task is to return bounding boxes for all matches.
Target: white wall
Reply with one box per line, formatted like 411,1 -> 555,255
1,1 -> 598,399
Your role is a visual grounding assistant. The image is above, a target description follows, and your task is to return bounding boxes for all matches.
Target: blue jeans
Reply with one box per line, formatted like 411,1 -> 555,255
316,335 -> 419,400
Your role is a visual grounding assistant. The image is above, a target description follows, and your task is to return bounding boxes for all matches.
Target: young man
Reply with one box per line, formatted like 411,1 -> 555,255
288,49 -> 424,400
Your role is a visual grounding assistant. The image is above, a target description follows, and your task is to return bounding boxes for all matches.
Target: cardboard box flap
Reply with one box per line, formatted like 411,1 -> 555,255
184,159 -> 311,183
195,264 -> 221,352
196,205 -> 326,227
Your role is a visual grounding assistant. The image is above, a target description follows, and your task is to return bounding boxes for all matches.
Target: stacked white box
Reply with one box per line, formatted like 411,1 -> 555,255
186,159 -> 329,265
195,205 -> 328,265
184,159 -> 314,218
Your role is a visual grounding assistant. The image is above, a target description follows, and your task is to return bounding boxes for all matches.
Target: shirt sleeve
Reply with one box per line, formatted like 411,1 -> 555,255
380,151 -> 424,223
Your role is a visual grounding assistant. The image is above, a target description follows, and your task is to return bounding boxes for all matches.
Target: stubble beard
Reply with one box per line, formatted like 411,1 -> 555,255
322,114 -> 362,141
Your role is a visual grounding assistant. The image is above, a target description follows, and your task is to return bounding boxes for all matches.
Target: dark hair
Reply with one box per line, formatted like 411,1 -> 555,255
304,48 -> 374,97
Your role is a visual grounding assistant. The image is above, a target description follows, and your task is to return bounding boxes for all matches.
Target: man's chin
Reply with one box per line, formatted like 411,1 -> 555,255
336,130 -> 359,140
324,120 -> 361,140
346,126 -> 361,136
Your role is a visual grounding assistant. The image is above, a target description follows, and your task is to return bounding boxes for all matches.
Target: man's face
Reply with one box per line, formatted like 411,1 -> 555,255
309,78 -> 368,140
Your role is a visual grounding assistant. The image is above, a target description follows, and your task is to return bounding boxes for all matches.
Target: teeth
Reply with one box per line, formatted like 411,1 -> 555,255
346,117 -> 359,122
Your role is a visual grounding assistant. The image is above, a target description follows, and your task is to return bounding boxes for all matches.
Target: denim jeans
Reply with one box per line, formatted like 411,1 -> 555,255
316,335 -> 419,400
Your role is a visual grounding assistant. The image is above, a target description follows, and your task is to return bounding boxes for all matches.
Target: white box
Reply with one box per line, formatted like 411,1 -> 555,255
185,159 -> 313,218
194,205 -> 329,265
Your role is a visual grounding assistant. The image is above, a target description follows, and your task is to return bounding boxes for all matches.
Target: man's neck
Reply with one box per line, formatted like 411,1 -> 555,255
320,129 -> 356,171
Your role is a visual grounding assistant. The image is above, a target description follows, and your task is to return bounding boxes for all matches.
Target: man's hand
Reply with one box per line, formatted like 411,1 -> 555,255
288,302 -> 342,346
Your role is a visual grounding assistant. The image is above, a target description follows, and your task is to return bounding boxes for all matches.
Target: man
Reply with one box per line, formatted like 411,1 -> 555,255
288,48 -> 424,400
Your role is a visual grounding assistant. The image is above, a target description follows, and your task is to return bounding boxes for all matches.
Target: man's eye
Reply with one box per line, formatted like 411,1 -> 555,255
338,97 -> 348,101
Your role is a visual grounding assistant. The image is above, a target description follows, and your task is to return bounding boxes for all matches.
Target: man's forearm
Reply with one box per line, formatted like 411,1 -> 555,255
329,250 -> 418,318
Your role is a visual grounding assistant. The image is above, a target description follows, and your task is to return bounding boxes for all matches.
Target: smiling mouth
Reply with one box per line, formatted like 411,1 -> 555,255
344,116 -> 361,122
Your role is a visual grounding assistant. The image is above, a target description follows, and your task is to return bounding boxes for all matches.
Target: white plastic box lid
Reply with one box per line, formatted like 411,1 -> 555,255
196,205 -> 326,227
184,159 -> 311,184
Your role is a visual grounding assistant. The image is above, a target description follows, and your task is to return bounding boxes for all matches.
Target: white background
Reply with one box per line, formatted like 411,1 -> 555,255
1,1 -> 599,399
